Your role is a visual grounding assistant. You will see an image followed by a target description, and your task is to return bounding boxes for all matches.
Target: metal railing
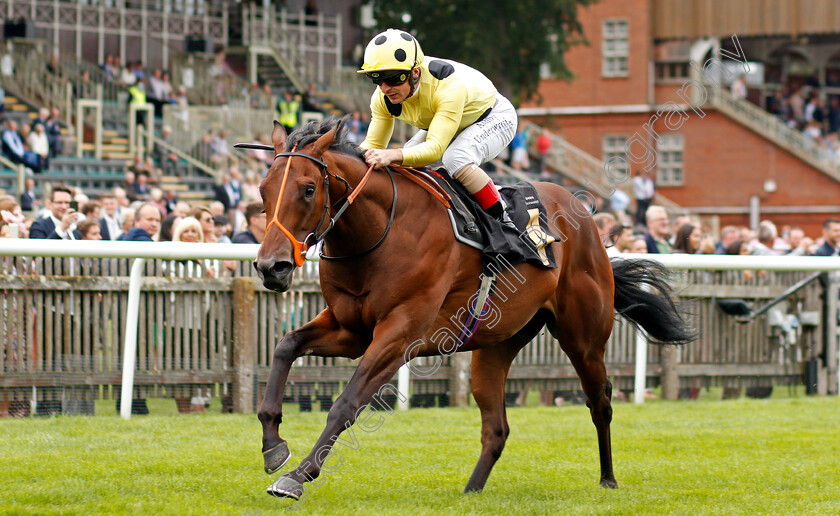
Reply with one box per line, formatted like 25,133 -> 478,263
241,5 -> 342,88
161,103 -> 274,179
523,122 -> 681,210
710,86 -> 840,182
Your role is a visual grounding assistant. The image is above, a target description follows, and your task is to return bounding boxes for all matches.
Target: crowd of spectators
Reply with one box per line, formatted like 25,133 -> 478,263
1,106 -> 66,173
0,181 -> 267,276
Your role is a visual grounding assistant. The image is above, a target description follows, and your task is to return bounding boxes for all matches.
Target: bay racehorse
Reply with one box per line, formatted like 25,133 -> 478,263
248,118 -> 695,500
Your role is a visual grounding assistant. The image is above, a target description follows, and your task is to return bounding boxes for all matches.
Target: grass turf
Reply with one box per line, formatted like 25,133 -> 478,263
1,392 -> 839,515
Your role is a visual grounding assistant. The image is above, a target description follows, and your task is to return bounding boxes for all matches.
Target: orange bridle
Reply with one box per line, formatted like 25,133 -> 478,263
265,144 -> 376,267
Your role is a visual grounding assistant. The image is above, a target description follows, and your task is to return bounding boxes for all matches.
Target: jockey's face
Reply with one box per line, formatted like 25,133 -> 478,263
378,68 -> 418,104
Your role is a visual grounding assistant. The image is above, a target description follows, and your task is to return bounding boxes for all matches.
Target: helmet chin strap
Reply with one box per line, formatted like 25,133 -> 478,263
406,68 -> 420,99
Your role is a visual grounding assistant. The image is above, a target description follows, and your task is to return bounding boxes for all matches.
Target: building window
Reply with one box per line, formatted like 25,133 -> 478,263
603,135 -> 629,177
657,134 -> 684,186
602,19 -> 629,77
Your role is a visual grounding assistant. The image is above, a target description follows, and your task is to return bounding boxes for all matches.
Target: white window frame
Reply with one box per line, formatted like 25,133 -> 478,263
603,134 -> 629,178
602,19 -> 629,78
656,134 -> 684,186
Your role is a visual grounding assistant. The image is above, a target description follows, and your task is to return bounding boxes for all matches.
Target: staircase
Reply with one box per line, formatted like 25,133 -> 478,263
710,87 -> 840,183
523,122 -> 681,210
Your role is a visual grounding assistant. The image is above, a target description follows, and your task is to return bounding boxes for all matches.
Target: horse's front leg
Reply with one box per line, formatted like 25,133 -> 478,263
266,319 -> 411,499
259,307 -> 367,474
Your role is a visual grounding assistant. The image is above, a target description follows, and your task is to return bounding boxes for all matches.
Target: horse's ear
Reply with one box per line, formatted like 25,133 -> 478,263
272,121 -> 287,153
310,121 -> 341,157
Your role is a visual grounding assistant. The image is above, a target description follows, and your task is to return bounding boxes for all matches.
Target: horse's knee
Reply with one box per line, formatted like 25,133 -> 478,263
272,332 -> 302,363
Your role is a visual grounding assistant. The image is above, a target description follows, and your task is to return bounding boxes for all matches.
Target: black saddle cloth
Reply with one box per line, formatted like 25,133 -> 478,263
415,169 -> 560,271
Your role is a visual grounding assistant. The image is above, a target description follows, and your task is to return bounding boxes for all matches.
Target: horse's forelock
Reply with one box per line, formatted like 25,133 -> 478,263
286,116 -> 364,159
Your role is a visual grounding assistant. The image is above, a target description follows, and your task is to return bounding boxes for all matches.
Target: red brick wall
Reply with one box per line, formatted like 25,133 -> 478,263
523,110 -> 840,238
522,0 -> 652,109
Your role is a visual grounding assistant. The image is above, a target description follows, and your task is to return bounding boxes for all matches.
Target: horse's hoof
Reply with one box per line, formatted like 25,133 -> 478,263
266,476 -> 303,500
600,478 -> 618,489
263,441 -> 291,474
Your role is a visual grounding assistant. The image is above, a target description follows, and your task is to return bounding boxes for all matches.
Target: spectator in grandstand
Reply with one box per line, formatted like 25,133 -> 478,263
232,201 -> 265,244
128,78 -> 148,129
153,126 -> 180,177
80,201 -> 101,222
672,223 -> 702,254
19,176 -> 38,212
750,221 -> 778,256
241,169 -> 262,204
643,205 -> 672,254
2,118 -> 43,172
277,90 -> 300,134
812,218 -> 840,256
259,82 -> 275,111
790,87 -> 807,128
98,193 -> 122,240
31,107 -> 49,131
45,107 -> 65,157
210,129 -> 232,168
536,129 -> 552,175
213,214 -> 232,243
610,187 -> 630,221
77,219 -> 102,240
159,213 -> 182,242
214,168 -> 242,214
592,212 -> 616,246
731,75 -> 747,100
161,188 -> 178,215
132,171 -> 151,200
785,227 -> 814,256
301,82 -> 323,113
509,124 -> 529,171
28,123 -> 50,171
74,70 -> 97,99
171,216 -> 217,278
119,208 -> 134,235
118,203 -> 161,241
606,222 -> 633,257
187,205 -> 217,243
149,187 -> 168,216
28,184 -> 81,239
147,68 -> 166,117
804,93 -> 824,126
628,236 -> 648,254
715,225 -> 740,254
100,54 -> 116,81
173,201 -> 190,218
346,111 -> 365,144
632,170 -> 655,227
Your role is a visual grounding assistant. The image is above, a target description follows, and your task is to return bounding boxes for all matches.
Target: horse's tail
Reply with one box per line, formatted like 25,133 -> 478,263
612,258 -> 697,344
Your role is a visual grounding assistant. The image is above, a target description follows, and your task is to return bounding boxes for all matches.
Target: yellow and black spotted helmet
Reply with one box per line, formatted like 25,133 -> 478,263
357,28 -> 424,80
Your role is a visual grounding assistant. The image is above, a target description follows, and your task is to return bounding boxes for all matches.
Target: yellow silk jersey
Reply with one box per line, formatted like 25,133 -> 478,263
359,57 -> 497,167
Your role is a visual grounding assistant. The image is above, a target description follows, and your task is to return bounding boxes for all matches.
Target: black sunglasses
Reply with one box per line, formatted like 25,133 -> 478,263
367,71 -> 409,87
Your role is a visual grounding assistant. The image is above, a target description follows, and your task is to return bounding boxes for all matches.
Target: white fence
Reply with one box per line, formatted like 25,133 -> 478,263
2,240 -> 839,419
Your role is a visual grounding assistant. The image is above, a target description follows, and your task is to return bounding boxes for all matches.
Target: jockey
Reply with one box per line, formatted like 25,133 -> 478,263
358,28 -> 517,227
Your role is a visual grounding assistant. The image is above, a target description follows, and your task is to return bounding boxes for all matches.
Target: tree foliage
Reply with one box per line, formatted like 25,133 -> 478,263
372,0 -> 593,105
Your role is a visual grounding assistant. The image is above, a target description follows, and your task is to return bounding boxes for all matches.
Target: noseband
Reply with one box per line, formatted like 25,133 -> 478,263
234,142 -> 396,267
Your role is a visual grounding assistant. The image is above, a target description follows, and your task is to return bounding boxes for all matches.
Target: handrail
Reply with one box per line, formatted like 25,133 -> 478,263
0,154 -> 26,199
710,87 -> 840,182
523,122 -> 681,209
151,134 -> 220,179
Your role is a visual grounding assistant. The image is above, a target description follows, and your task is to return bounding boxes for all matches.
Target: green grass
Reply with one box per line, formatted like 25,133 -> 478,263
2,394 -> 840,515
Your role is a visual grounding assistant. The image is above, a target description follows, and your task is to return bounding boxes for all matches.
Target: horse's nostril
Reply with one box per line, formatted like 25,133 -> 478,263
272,261 -> 294,277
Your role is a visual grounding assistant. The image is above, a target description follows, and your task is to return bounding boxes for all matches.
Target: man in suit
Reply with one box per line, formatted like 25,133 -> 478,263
232,201 -> 265,244
118,203 -> 161,241
214,167 -> 242,213
812,218 -> 840,256
98,193 -> 122,240
19,177 -> 38,212
28,183 -> 82,239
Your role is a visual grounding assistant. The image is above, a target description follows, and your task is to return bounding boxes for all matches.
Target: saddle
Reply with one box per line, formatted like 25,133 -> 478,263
391,166 -> 559,270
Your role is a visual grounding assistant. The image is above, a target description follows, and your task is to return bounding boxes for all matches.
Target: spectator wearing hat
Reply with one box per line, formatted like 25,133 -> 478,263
213,214 -> 232,243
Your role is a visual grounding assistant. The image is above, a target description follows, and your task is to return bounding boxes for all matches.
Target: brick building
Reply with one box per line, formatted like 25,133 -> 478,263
520,0 -> 840,237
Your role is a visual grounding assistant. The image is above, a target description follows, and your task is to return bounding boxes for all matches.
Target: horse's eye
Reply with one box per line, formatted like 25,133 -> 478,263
304,185 -> 316,199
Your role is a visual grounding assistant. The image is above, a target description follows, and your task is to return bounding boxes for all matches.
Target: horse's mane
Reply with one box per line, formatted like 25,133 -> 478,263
287,116 -> 364,160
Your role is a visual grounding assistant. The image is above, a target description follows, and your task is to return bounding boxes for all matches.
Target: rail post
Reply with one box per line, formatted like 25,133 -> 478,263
233,277 -> 258,413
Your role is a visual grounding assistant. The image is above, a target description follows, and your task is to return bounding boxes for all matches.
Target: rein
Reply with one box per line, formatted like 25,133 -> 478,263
234,142 -> 396,266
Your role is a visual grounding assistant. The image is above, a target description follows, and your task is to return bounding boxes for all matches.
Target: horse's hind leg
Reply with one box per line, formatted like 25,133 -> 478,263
464,317 -> 542,493
550,305 -> 617,488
